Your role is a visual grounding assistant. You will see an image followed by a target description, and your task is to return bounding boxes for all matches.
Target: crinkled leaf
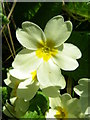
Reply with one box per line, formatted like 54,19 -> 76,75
28,91 -> 49,115
2,87 -> 11,105
21,110 -> 45,119
64,2 -> 90,21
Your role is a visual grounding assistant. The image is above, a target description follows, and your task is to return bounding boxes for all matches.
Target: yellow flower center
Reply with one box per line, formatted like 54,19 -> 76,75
55,107 -> 68,120
36,40 -> 58,62
31,70 -> 37,80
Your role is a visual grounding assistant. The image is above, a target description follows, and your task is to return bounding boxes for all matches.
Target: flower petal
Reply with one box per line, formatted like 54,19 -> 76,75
16,22 -> 46,50
66,98 -> 81,116
62,43 -> 82,59
61,93 -> 72,104
14,98 -> 29,112
37,59 -> 66,89
17,79 -> 39,101
79,97 -> 88,114
41,86 -> 60,97
4,72 -> 22,88
9,69 -> 31,80
74,85 -> 83,96
3,102 -> 14,118
45,109 -> 57,119
74,78 -> 90,97
44,15 -> 72,47
12,49 -> 42,74
49,97 -> 61,109
52,51 -> 79,71
85,107 -> 90,115
59,93 -> 72,109
68,113 -> 77,118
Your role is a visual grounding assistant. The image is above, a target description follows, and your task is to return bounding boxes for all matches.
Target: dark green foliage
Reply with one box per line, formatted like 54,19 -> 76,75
64,2 -> 90,21
21,91 -> 49,119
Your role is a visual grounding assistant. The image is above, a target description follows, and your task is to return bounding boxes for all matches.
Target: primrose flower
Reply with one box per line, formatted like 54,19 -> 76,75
4,70 -> 39,101
3,97 -> 29,118
74,78 -> 90,118
45,93 -> 81,119
5,69 -> 64,101
12,15 -> 81,88
3,71 -> 29,118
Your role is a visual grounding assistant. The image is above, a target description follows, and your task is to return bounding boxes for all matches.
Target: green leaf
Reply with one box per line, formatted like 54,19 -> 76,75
62,31 -> 89,81
2,87 -> 8,104
13,2 -> 42,27
21,91 -> 49,118
21,110 -> 46,119
2,87 -> 11,105
0,2 -> 2,13
0,86 -> 2,101
21,111 -> 39,119
64,2 -> 90,21
29,91 -> 49,115
0,13 -> 9,25
0,3 -> 9,25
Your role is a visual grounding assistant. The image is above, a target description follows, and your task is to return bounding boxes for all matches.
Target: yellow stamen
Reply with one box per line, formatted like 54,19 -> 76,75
36,40 -> 58,62
55,107 -> 68,120
31,70 -> 37,80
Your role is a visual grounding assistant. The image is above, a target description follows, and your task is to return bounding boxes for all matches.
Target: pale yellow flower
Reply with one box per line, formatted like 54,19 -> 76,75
12,15 -> 81,88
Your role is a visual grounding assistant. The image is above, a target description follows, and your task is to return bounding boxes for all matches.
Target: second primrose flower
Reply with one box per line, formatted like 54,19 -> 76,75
5,69 -> 65,101
74,78 -> 90,118
12,15 -> 82,88
45,93 -> 82,119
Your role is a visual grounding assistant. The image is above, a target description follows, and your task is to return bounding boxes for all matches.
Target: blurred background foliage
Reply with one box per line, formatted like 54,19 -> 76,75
1,1 -> 90,119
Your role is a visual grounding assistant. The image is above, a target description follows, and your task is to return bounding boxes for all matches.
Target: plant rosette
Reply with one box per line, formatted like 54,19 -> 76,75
45,93 -> 82,119
12,15 -> 82,89
74,78 -> 90,118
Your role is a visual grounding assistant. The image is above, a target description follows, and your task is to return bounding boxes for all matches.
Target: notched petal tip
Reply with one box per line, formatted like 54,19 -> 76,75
22,21 -> 31,27
16,28 -> 23,39
51,15 -> 64,20
65,21 -> 73,32
77,49 -> 82,59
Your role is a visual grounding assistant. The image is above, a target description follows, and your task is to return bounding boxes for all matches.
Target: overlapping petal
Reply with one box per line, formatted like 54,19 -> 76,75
4,72 -> 23,88
52,51 -> 79,71
16,22 -> 46,50
62,43 -> 82,59
74,78 -> 90,116
41,86 -> 60,97
46,93 -> 81,119
37,59 -> 66,89
44,15 -> 72,48
49,97 -> 61,109
74,78 -> 90,97
17,79 -> 40,101
9,69 -> 31,80
66,98 -> 81,116
46,109 -> 57,119
12,49 -> 42,74
3,102 -> 14,118
3,97 -> 29,118
14,98 -> 29,112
